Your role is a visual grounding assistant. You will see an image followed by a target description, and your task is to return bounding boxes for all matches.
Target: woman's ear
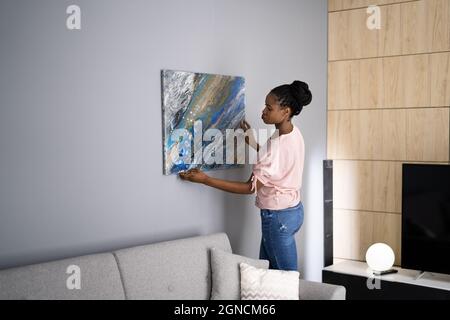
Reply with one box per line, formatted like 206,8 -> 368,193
283,107 -> 291,121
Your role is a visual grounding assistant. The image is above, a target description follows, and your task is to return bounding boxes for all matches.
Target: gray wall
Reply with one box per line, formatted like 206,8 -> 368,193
0,0 -> 327,281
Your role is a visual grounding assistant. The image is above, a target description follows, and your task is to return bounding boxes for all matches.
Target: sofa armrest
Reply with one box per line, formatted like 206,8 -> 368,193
298,279 -> 346,300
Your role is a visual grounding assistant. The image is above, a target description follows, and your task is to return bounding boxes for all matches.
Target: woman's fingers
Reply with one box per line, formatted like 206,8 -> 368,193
240,119 -> 251,131
179,168 -> 199,181
179,170 -> 191,179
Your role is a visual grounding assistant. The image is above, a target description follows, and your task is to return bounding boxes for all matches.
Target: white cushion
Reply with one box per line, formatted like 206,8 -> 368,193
240,262 -> 300,300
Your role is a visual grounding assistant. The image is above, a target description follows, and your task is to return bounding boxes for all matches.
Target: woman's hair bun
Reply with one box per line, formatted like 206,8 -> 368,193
270,80 -> 312,117
290,80 -> 312,108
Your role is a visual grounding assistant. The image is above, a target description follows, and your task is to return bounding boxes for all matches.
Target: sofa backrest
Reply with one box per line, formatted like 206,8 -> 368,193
0,253 -> 125,300
113,233 -> 232,300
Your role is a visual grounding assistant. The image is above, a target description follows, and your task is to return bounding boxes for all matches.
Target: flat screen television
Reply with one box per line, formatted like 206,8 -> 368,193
401,164 -> 450,275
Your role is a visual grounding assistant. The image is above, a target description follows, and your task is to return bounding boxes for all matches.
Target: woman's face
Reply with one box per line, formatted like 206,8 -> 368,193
261,93 -> 290,124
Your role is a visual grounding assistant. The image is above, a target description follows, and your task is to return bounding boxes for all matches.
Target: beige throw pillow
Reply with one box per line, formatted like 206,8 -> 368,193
240,262 -> 300,300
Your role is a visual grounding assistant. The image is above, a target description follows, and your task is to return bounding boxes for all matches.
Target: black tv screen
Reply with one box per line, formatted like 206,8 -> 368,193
401,164 -> 450,275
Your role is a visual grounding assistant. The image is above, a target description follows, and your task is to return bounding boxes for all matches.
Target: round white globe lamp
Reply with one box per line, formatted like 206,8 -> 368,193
365,243 -> 397,275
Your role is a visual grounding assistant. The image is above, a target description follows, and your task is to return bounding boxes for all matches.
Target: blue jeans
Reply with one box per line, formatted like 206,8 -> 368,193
259,201 -> 304,271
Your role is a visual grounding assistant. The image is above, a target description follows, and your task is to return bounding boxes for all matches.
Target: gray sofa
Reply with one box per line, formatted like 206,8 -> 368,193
0,233 -> 345,300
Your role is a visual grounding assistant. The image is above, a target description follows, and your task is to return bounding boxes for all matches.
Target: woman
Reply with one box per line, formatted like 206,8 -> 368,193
179,80 -> 312,271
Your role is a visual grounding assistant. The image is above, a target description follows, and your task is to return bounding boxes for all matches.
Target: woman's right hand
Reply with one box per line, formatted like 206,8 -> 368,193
240,119 -> 252,132
240,119 -> 258,149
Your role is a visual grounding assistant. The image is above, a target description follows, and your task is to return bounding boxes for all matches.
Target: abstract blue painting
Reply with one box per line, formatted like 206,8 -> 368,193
161,70 -> 245,175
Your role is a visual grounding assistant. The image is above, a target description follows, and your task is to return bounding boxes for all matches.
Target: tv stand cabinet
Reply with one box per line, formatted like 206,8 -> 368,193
323,261 -> 450,300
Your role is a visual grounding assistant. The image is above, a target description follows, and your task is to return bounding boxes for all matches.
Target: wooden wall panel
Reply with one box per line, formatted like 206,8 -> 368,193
327,109 -> 407,160
428,0 -> 450,52
328,60 -> 360,109
402,54 -> 430,108
328,108 -> 449,161
327,110 -> 358,158
329,8 -> 378,60
382,56 -> 403,107
329,0 -> 344,11
401,0 -> 429,54
430,52 -> 450,106
333,257 -> 349,265
406,108 -> 450,162
328,54 -> 439,109
359,58 -> 384,108
329,0 -> 419,12
329,59 -> 383,109
378,3 -> 402,56
333,160 -> 402,213
333,209 -> 401,265
329,0 -> 450,60
371,212 -> 402,266
328,10 -> 351,61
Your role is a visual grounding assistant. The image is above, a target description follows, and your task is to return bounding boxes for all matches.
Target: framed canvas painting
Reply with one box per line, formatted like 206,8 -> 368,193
161,69 -> 245,175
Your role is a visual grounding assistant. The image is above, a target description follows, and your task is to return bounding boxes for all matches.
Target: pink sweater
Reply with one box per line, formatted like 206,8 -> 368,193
251,126 -> 305,210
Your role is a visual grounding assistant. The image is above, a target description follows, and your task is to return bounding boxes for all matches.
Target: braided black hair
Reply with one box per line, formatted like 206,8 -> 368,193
270,80 -> 312,117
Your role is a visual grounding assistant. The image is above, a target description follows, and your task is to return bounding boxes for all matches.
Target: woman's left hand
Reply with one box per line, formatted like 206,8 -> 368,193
179,168 -> 209,184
